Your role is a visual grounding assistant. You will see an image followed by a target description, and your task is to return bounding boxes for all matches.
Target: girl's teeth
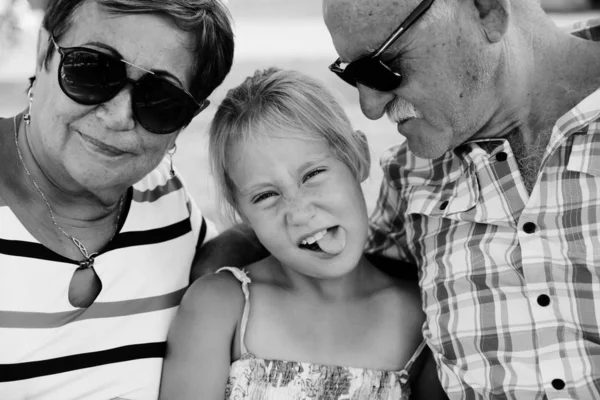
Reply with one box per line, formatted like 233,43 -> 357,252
301,229 -> 328,246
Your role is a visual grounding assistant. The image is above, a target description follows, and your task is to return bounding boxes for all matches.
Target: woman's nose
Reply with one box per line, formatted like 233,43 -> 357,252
96,87 -> 136,132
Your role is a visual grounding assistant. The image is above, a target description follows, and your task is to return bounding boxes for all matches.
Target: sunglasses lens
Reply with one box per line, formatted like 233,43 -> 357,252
334,58 -> 402,92
329,62 -> 358,88
57,47 -> 199,134
60,49 -> 125,105
356,60 -> 403,92
133,75 -> 198,135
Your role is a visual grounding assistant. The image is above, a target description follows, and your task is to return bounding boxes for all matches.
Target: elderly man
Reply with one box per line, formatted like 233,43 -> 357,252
322,0 -> 600,398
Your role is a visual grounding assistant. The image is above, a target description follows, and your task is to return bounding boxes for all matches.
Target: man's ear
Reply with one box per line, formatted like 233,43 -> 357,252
471,0 -> 510,43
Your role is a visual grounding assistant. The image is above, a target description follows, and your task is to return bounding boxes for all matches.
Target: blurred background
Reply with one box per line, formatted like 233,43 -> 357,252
1,0 -> 599,229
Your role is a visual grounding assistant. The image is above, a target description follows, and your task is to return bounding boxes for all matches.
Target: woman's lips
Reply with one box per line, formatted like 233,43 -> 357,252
79,132 -> 128,157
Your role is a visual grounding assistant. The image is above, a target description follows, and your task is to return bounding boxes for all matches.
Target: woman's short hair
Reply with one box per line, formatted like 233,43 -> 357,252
209,67 -> 371,220
41,0 -> 234,102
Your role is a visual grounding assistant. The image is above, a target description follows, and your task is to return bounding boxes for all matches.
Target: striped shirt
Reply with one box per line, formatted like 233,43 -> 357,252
0,143 -> 218,399
366,20 -> 600,400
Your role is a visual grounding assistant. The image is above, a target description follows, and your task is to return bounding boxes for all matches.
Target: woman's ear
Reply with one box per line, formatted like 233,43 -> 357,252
195,99 -> 210,116
35,28 -> 52,71
355,129 -> 371,183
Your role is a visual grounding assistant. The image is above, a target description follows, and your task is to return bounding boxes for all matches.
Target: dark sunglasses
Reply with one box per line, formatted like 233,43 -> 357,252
329,0 -> 435,92
51,35 -> 208,134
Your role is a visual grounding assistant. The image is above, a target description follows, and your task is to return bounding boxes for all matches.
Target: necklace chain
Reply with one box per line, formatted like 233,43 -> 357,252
13,116 -> 124,268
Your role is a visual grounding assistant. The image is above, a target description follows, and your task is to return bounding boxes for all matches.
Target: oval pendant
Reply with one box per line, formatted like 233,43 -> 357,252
68,265 -> 103,308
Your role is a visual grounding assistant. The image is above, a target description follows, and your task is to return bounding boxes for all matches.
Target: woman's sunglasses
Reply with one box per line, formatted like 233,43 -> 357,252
50,35 -> 208,135
328,0 -> 435,92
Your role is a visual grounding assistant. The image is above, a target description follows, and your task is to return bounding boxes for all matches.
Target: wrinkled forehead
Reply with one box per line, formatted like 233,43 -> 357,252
323,0 -> 420,61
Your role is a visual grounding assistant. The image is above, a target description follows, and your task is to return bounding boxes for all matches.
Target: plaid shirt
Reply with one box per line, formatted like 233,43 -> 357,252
366,19 -> 600,400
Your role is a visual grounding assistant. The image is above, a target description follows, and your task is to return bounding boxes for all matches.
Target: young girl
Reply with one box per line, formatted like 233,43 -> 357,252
159,68 -> 446,400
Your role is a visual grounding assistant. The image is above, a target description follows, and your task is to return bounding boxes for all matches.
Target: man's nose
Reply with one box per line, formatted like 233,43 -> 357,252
357,83 -> 395,120
96,87 -> 136,132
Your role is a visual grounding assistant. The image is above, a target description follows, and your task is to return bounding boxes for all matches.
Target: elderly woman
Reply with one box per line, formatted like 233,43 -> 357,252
0,0 -> 234,398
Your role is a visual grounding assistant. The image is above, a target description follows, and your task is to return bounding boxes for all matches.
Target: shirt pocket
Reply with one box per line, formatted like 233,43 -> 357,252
404,162 -> 480,220
566,132 -> 600,177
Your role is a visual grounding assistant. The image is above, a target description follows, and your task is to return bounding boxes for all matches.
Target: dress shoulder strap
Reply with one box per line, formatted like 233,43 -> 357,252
404,339 -> 428,372
216,267 -> 251,355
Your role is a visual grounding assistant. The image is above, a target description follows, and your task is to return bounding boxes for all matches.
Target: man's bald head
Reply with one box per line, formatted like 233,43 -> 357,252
323,0 -> 454,61
321,0 -> 568,159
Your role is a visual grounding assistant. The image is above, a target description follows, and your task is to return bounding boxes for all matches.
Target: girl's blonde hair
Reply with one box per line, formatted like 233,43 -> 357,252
209,67 -> 370,221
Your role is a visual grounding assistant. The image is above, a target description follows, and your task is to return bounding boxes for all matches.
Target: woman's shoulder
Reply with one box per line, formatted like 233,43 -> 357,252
0,116 -> 19,208
132,157 -> 185,194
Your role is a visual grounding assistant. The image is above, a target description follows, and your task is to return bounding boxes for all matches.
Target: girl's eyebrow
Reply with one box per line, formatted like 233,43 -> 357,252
238,154 -> 330,196
239,182 -> 271,197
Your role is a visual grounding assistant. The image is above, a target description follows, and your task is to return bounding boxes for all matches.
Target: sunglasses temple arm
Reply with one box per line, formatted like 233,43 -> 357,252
373,28 -> 405,58
373,0 -> 435,58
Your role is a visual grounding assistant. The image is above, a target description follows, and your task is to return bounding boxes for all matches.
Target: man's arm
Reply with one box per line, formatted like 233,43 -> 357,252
365,164 -> 419,281
365,253 -> 419,281
410,346 -> 449,400
190,223 -> 269,282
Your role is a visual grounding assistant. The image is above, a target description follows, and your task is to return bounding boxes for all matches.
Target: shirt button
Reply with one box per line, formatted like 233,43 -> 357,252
439,200 -> 449,210
523,222 -> 537,234
537,294 -> 550,307
552,379 -> 565,390
496,151 -> 508,162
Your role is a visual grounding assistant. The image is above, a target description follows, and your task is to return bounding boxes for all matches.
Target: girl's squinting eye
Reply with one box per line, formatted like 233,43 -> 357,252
302,168 -> 326,183
253,192 -> 277,204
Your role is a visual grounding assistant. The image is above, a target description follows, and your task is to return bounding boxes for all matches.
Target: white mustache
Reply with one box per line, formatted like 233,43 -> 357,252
385,97 -> 420,123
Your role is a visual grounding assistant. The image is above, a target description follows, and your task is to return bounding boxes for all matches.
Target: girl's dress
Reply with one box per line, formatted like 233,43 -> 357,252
217,267 -> 427,400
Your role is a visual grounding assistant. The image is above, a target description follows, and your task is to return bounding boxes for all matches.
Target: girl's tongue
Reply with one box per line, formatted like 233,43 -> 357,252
317,226 -> 346,255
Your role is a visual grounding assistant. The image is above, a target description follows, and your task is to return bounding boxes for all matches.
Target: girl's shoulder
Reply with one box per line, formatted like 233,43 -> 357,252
241,256 -> 287,287
186,268 -> 247,301
368,269 -> 425,328
179,269 -> 247,327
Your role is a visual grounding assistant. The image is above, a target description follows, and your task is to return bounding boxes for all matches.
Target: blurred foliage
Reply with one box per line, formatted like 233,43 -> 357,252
0,0 -> 21,58
541,0 -> 600,12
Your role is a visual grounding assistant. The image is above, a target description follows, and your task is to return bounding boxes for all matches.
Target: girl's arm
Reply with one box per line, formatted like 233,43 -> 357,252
410,346 -> 449,400
159,272 -> 243,400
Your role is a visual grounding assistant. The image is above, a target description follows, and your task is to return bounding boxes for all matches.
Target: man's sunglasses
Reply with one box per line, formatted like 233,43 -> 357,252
329,0 -> 435,92
51,35 -> 208,135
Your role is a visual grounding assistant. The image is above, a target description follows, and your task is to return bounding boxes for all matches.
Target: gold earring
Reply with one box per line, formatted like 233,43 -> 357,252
23,88 -> 33,125
168,144 -> 177,177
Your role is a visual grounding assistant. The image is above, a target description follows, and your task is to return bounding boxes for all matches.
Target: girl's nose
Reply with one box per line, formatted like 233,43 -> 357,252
285,199 -> 316,226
